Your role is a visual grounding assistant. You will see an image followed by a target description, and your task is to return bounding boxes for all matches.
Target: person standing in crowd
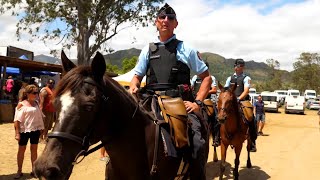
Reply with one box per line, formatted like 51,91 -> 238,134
129,3 -> 212,179
190,61 -> 219,146
13,84 -> 44,179
5,75 -> 14,94
39,79 -> 56,141
254,95 -> 265,135
223,59 -> 257,152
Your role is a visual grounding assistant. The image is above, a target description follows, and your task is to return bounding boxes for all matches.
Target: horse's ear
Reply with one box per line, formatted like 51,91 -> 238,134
91,52 -> 106,81
218,81 -> 225,92
61,50 -> 76,72
229,83 -> 237,93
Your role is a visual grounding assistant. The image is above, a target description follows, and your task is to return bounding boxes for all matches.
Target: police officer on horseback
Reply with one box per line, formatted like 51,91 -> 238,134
191,61 -> 219,147
221,59 -> 258,152
129,3 -> 212,179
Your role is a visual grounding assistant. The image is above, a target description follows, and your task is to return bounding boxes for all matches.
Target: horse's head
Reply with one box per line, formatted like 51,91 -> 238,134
217,82 -> 237,124
34,51 -> 110,179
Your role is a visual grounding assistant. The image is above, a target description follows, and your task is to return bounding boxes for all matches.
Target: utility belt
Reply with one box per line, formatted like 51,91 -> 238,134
143,83 -> 194,102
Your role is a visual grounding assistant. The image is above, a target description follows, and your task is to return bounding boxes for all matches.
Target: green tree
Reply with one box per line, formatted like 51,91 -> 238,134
0,0 -> 163,65
121,56 -> 137,74
260,59 -> 282,91
291,52 -> 320,92
106,63 -> 119,74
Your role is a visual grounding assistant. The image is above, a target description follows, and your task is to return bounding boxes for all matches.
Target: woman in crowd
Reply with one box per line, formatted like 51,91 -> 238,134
13,84 -> 44,179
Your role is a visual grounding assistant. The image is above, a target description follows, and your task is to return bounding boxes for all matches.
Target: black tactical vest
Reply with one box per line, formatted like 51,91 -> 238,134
193,76 -> 202,94
146,39 -> 191,87
230,74 -> 250,100
193,76 -> 212,99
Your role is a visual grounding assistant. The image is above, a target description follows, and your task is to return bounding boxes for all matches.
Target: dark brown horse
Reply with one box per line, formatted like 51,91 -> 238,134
33,51 -> 207,180
213,82 -> 252,180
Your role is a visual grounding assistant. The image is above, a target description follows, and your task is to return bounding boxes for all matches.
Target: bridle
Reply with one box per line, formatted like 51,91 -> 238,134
48,78 -> 109,164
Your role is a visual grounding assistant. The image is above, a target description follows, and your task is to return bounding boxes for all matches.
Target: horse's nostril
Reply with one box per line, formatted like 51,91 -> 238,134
45,166 -> 62,179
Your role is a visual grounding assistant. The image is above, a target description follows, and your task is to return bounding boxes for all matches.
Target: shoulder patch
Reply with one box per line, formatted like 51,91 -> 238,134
248,79 -> 251,84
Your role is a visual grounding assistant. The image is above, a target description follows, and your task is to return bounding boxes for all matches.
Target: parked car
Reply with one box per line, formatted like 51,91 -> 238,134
306,100 -> 320,110
261,92 -> 278,112
304,90 -> 317,101
285,95 -> 305,114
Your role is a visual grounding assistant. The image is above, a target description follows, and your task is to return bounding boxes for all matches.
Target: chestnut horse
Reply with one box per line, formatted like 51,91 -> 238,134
213,82 -> 252,180
33,51 -> 207,180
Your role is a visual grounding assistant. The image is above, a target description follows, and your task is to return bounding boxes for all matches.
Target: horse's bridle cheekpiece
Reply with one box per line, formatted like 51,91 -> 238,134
48,78 -> 109,165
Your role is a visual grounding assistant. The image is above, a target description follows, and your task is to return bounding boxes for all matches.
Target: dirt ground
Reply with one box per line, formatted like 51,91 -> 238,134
1,107 -> 319,180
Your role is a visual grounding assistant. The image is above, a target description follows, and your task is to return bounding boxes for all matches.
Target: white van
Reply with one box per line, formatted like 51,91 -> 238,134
274,90 -> 288,106
304,90 -> 317,100
249,88 -> 256,95
285,95 -> 305,114
261,92 -> 278,112
250,94 -> 259,105
287,89 -> 300,96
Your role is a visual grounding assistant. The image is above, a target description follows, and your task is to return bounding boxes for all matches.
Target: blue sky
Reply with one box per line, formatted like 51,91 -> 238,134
0,0 -> 319,71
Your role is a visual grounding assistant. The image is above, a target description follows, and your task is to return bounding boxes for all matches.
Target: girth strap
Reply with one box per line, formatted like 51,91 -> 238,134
150,119 -> 166,175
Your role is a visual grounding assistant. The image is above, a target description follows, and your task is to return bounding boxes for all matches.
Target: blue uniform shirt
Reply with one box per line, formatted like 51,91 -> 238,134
133,34 -> 208,77
224,73 -> 251,88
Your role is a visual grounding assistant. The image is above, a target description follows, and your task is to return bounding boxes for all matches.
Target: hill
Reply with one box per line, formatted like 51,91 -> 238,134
103,48 -> 141,67
34,54 -> 61,64
34,49 -> 290,87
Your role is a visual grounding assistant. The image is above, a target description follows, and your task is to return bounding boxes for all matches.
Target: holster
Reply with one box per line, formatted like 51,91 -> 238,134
158,96 -> 189,148
240,100 -> 254,122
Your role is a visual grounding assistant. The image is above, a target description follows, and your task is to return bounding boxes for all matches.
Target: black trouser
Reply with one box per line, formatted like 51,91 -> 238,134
188,113 -> 207,180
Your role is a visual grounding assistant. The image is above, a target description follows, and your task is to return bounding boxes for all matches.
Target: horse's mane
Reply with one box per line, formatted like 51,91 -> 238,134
54,66 -> 152,119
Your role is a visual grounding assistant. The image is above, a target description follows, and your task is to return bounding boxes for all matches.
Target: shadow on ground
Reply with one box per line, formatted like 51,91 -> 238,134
206,160 -> 270,180
0,173 -> 35,180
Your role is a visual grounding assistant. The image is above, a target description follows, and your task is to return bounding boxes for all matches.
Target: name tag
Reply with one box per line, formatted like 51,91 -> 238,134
150,55 -> 160,60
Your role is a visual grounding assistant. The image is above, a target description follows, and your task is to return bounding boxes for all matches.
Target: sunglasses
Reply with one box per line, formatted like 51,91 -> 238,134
30,92 -> 39,95
234,64 -> 244,68
158,14 -> 176,21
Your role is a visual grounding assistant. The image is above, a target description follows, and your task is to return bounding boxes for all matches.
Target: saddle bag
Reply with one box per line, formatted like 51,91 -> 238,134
203,99 -> 215,117
158,96 -> 189,148
240,100 -> 254,122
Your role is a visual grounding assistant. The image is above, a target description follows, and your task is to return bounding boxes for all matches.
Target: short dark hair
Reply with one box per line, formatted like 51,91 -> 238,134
234,59 -> 245,67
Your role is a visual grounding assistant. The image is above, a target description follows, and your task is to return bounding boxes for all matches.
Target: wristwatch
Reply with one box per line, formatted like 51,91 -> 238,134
194,100 -> 203,106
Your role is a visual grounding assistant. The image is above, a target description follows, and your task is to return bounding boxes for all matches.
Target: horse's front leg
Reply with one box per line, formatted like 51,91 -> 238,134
234,144 -> 242,180
246,138 -> 252,168
213,146 -> 218,162
219,142 -> 228,180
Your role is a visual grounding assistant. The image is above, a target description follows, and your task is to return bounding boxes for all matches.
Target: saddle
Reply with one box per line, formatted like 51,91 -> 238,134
240,100 -> 254,122
203,99 -> 215,117
158,96 -> 189,149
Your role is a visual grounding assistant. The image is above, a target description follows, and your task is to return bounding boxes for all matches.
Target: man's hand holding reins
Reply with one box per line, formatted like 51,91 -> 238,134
184,101 -> 200,113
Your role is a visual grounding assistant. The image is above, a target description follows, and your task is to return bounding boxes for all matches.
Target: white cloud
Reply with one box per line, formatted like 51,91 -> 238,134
1,0 -> 320,71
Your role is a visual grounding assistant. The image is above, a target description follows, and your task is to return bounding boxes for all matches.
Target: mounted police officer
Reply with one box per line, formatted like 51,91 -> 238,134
191,61 -> 219,146
129,3 -> 212,180
222,59 -> 258,152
